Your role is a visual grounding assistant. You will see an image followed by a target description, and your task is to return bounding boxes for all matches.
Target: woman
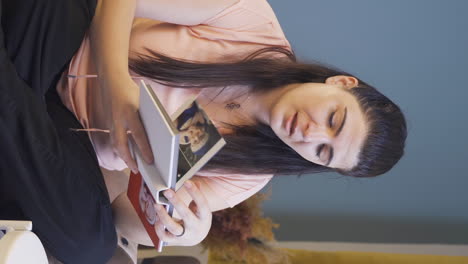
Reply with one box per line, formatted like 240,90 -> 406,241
176,102 -> 210,155
87,0 -> 406,258
0,0 -> 406,263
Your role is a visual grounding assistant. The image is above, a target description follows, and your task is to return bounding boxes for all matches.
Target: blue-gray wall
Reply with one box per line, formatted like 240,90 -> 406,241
262,0 -> 468,244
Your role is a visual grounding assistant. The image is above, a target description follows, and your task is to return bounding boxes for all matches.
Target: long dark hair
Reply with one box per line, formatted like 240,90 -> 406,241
129,47 -> 407,177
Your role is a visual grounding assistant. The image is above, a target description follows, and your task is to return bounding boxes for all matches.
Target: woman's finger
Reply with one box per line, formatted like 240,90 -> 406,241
128,111 -> 154,164
154,221 -> 176,243
155,204 -> 184,236
183,181 -> 211,219
111,123 -> 137,172
163,189 -> 195,222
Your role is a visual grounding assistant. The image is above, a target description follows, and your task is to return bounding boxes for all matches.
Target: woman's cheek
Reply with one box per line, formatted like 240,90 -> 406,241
290,142 -> 318,164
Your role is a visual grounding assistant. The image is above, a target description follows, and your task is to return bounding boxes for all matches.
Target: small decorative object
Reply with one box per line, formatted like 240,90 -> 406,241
201,192 -> 291,264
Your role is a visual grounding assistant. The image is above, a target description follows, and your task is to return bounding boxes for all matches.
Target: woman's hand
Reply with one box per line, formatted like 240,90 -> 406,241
90,0 -> 153,171
101,75 -> 154,172
155,180 -> 212,246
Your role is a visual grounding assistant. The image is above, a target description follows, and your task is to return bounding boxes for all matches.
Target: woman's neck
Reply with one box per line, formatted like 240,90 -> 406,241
197,83 -> 300,128
197,86 -> 260,127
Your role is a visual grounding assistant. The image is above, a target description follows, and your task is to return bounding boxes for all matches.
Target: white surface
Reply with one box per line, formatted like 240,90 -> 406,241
0,221 -> 32,231
0,231 -> 48,264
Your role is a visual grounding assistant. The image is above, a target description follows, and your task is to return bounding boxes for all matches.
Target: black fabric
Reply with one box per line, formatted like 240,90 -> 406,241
0,0 -> 117,263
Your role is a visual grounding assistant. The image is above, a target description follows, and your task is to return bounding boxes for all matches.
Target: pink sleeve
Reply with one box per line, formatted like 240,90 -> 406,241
192,173 -> 273,208
202,0 -> 270,28
191,0 -> 290,47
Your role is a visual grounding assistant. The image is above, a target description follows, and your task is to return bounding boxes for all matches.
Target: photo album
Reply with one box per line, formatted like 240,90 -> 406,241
127,80 -> 225,252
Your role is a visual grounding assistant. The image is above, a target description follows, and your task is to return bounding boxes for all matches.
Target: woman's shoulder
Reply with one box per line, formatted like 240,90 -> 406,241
205,0 -> 280,22
199,0 -> 290,46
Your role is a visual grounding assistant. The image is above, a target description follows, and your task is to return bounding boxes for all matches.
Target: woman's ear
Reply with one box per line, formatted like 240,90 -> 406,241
325,75 -> 359,90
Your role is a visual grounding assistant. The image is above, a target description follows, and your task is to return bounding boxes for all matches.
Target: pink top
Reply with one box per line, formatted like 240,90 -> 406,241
56,0 -> 290,210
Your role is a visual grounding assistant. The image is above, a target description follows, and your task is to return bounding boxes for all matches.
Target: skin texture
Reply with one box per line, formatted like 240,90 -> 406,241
247,76 -> 368,170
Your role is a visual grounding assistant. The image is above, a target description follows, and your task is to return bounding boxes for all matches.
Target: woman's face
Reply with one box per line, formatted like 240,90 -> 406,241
266,77 -> 368,170
187,125 -> 206,145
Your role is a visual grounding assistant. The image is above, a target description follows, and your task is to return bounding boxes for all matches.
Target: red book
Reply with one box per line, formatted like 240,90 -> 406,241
127,171 -> 165,251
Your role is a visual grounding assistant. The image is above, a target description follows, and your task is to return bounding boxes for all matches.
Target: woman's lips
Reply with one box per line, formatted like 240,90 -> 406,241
285,112 -> 298,136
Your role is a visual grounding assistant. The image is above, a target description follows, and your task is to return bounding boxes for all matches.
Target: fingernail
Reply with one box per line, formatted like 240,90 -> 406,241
184,181 -> 193,189
164,190 -> 174,199
145,155 -> 154,164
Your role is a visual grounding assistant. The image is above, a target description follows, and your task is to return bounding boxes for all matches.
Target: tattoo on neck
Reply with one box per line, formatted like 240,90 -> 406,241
225,102 -> 241,110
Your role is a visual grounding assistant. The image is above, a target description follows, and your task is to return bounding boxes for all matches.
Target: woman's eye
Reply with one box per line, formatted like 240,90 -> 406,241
329,111 -> 336,128
320,146 -> 330,162
317,144 -> 327,161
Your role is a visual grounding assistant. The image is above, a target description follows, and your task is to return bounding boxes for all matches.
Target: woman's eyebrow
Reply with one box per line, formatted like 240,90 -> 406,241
334,107 -> 347,137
